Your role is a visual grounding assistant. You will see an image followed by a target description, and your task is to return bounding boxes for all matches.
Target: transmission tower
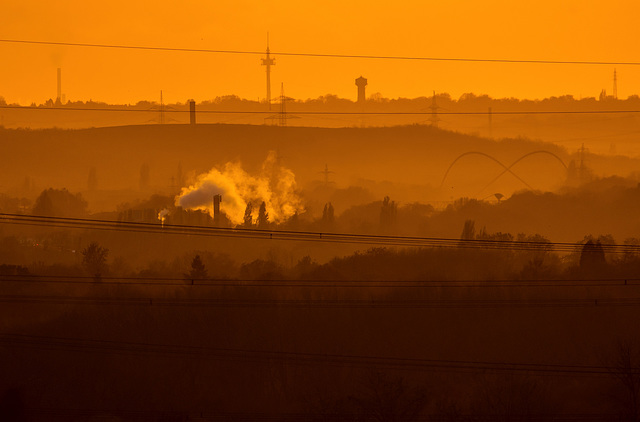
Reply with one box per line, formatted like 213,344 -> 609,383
266,83 -> 297,126
429,91 -> 440,127
579,143 -> 587,183
488,106 -> 493,138
319,164 -> 335,185
261,33 -> 276,110
613,68 -> 618,99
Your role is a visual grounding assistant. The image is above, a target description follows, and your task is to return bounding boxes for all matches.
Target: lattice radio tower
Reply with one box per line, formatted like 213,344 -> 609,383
261,33 -> 276,110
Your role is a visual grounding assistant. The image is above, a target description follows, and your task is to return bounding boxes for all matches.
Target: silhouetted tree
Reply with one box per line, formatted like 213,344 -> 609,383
243,203 -> 253,228
380,196 -> 397,232
471,373 -> 557,421
33,188 -> 88,217
604,339 -> 640,421
82,242 -> 109,281
623,238 -> 640,262
240,258 -> 282,280
322,202 -> 335,225
186,254 -> 208,281
460,219 -> 476,240
580,239 -> 606,271
353,372 -> 427,422
257,201 -> 269,229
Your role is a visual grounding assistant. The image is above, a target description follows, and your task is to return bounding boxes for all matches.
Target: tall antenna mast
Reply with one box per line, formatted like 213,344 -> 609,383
613,68 -> 618,99
261,33 -> 276,110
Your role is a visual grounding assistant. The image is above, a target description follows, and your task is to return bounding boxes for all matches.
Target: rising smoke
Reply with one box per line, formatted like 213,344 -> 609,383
175,151 -> 303,225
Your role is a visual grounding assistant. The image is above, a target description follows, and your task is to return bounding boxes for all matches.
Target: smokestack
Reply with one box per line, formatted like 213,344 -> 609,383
189,99 -> 196,125
57,68 -> 62,104
213,194 -> 222,226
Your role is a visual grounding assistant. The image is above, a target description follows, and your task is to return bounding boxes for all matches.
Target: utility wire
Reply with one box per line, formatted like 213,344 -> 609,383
2,105 -> 640,116
1,39 -> 639,66
1,273 -> 637,288
0,294 -> 638,308
1,213 -> 633,253
19,408 -> 623,422
0,333 -> 624,377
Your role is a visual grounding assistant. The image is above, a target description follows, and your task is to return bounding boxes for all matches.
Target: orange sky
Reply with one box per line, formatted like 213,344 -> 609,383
2,1 -> 639,105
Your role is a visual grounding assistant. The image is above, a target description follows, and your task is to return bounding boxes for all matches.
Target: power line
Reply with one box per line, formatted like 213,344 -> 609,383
1,39 -> 640,66
2,104 -> 640,116
19,408 -> 623,422
1,213 -> 634,254
1,294 -> 639,308
0,333 -> 623,377
1,273 -> 637,288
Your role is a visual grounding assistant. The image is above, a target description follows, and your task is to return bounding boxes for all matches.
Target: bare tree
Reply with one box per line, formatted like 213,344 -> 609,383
605,339 -> 640,421
353,371 -> 427,422
81,242 -> 109,281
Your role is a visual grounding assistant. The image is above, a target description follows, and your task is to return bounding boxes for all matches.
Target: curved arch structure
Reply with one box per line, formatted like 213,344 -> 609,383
440,150 -> 568,192
440,151 -> 533,190
479,150 -> 568,193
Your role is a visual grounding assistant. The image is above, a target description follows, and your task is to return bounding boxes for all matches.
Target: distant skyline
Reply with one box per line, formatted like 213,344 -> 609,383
2,1 -> 639,105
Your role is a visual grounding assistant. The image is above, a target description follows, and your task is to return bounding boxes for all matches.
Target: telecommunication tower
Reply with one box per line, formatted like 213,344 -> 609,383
261,34 -> 276,110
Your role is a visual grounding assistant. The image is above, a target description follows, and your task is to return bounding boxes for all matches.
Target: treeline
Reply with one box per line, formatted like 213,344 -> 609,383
3,231 -> 640,282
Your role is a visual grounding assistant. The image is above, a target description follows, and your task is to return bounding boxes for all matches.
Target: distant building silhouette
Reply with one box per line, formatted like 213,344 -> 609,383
355,76 -> 367,103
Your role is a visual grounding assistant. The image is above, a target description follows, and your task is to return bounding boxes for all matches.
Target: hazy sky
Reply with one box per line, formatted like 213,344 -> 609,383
2,1 -> 639,104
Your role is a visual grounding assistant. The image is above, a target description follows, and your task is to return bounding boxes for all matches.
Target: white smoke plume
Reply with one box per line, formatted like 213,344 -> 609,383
175,152 -> 303,225
158,208 -> 170,226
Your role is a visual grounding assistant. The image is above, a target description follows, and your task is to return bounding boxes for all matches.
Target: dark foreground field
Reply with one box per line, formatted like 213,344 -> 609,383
2,275 -> 640,421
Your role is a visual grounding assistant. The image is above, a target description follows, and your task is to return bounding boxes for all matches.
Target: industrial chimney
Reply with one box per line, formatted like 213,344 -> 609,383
213,194 -> 222,226
56,68 -> 62,104
189,99 -> 196,125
